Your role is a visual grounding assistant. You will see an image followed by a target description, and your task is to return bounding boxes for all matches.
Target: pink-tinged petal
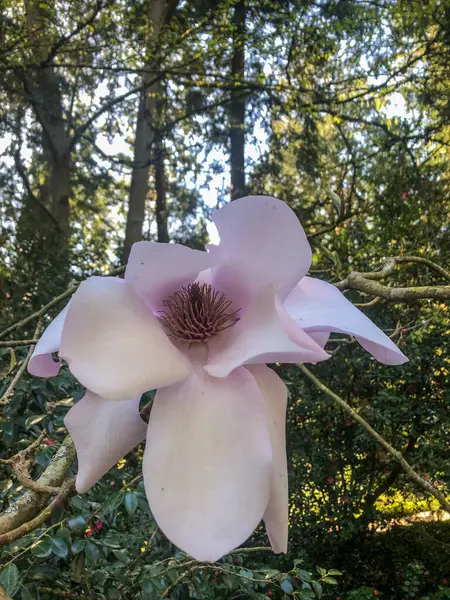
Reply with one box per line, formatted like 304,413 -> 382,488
59,277 -> 191,400
64,391 -> 147,493
205,286 -> 330,378
125,242 -> 214,310
28,303 -> 70,377
212,196 -> 312,305
284,277 -> 408,365
308,331 -> 330,348
246,365 -> 288,554
143,366 -> 272,562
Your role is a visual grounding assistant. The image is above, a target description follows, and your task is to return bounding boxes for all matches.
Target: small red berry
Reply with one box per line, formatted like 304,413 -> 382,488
353,386 -> 359,392
342,496 -> 350,503
442,578 -> 448,585
374,590 -> 380,596
85,528 -> 93,537
110,481 -> 115,486
345,419 -> 352,426
43,438 -> 57,446
94,520 -> 104,531
267,592 -> 273,597
327,477 -> 334,484
213,570 -> 219,577
5,292 -> 11,299
329,456 -> 335,463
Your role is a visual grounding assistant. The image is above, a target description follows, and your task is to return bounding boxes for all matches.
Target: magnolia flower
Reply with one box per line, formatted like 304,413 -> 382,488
29,196 -> 407,561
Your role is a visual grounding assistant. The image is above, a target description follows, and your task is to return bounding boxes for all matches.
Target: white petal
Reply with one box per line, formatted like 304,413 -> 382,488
246,365 -> 288,554
64,391 -> 147,493
284,277 -> 408,365
143,367 -> 272,562
28,303 -> 70,377
211,196 -> 312,306
125,241 -> 213,310
59,277 -> 190,399
205,286 -> 330,378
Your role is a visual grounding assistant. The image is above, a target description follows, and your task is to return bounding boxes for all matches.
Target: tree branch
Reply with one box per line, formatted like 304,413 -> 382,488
299,365 -> 450,514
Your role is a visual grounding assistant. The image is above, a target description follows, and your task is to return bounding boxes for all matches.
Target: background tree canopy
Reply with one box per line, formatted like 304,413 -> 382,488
0,0 -> 449,599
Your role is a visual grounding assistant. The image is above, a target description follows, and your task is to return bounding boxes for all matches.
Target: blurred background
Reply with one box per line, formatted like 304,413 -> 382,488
0,0 -> 449,599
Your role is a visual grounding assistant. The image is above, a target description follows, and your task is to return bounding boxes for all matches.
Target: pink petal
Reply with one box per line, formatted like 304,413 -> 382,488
246,365 -> 288,554
212,196 -> 312,305
59,277 -> 191,400
143,367 -> 272,562
205,286 -> 330,378
28,303 -> 70,377
284,277 -> 408,365
125,242 -> 213,310
64,391 -> 147,493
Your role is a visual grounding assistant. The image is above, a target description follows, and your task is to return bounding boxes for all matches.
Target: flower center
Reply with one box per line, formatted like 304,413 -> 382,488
160,282 -> 240,343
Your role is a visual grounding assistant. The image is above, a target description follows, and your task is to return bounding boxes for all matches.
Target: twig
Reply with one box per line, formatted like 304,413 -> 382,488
299,365 -> 450,514
353,297 -> 382,308
0,266 -> 125,340
0,478 -> 75,545
0,322 -> 42,405
0,340 -> 38,348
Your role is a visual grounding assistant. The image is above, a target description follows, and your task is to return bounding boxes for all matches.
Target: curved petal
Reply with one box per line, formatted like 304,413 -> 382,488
143,367 -> 272,562
64,391 -> 147,493
59,277 -> 191,400
284,277 -> 408,365
28,303 -> 70,377
212,196 -> 312,305
125,242 -> 214,310
205,286 -> 330,378
246,365 -> 288,554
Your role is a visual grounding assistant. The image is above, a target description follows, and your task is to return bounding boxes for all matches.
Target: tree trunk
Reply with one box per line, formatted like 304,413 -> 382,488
123,0 -> 176,260
24,0 -> 71,237
230,0 -> 246,201
154,129 -> 169,243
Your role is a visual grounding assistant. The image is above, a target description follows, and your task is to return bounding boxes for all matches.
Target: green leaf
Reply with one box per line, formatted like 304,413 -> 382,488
112,549 -> 130,564
25,414 -> 45,428
313,581 -> 323,598
31,538 -> 52,558
101,491 -> 124,516
317,567 -> 327,577
71,538 -> 85,554
28,565 -> 61,581
50,536 -> 69,558
297,569 -> 312,583
0,564 -> 19,595
281,578 -> 294,594
85,540 -> 100,565
67,515 -> 85,533
21,583 -> 40,600
124,491 -> 138,516
265,569 -> 281,580
56,526 -> 72,547
327,570 -> 343,576
322,577 -> 338,585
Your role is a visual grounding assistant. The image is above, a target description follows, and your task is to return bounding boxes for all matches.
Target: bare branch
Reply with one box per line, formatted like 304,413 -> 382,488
0,436 -> 76,535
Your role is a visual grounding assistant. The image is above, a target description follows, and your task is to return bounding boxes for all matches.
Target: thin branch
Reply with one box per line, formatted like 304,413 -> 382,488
0,340 -> 38,348
0,322 -> 42,405
299,365 -> 450,514
0,266 -> 125,340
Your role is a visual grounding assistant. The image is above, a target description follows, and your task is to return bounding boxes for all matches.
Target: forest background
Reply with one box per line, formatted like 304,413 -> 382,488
0,0 -> 450,599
